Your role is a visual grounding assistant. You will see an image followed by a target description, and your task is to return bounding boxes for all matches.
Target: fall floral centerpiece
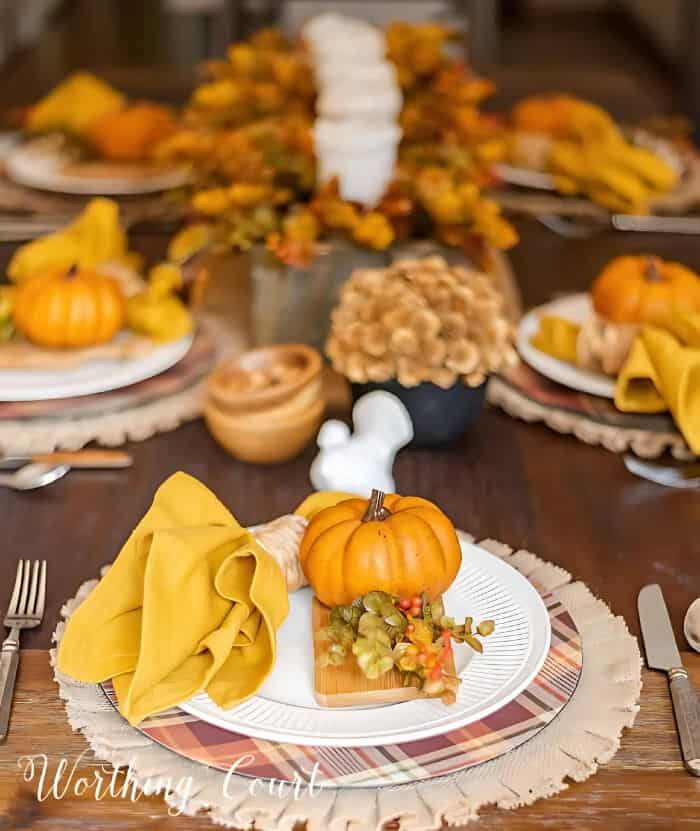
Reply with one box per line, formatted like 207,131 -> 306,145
156,20 -> 517,268
325,255 -> 518,445
326,255 -> 517,388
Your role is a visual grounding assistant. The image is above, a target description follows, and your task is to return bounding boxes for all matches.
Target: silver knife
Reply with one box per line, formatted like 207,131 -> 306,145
638,584 -> 700,775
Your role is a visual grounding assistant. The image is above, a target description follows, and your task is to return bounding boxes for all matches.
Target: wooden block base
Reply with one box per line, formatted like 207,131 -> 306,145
312,596 -> 456,708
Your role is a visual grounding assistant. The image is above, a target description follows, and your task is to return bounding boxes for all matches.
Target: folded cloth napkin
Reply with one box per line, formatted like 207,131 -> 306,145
57,472 -> 289,725
530,314 -> 581,364
615,321 -> 700,454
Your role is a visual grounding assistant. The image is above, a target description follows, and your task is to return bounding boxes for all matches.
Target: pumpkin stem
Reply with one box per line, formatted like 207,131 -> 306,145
644,257 -> 664,283
362,489 -> 391,522
66,263 -> 79,280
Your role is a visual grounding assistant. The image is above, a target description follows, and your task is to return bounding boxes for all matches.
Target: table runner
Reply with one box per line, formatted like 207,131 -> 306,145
52,533 -> 642,829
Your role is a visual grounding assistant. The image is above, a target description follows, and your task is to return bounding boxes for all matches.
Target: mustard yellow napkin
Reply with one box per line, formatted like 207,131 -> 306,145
616,320 -> 700,454
8,198 -> 134,284
530,314 -> 581,364
57,472 -> 289,725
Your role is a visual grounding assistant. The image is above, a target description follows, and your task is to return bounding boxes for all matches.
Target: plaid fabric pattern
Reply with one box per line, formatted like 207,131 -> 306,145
102,593 -> 581,788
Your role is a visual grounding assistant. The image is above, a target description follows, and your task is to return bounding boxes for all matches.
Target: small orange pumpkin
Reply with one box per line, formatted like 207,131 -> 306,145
300,489 -> 462,608
89,102 -> 177,162
13,264 -> 125,348
592,255 -> 700,329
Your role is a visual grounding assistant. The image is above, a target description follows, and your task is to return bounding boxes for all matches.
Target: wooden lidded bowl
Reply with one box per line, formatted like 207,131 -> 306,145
204,343 -> 325,464
207,343 -> 322,415
204,396 -> 324,464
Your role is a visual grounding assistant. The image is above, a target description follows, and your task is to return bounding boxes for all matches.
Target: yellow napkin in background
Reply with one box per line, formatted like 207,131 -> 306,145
616,323 -> 700,454
7,198 -> 134,284
530,314 -> 581,364
57,472 -> 289,726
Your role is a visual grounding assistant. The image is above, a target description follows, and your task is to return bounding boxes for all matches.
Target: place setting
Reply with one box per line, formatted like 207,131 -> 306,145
490,252 -> 700,471
0,4 -> 699,830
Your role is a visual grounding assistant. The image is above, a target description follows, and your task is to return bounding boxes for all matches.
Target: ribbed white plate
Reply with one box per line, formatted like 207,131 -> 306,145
180,534 -> 551,747
6,137 -> 189,195
0,334 -> 193,401
517,293 -> 616,398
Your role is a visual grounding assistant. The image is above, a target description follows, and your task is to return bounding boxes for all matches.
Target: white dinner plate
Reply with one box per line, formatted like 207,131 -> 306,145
517,293 -> 616,398
5,137 -> 189,195
0,334 -> 193,401
180,533 -> 551,748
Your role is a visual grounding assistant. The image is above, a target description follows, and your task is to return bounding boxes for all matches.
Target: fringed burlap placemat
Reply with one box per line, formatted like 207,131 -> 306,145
490,154 -> 700,221
51,534 -> 642,830
0,328 -> 214,454
489,362 -> 693,460
0,170 -> 185,229
0,311 -> 248,454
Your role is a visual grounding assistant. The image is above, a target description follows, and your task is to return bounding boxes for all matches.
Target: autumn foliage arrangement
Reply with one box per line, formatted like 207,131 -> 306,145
156,24 -> 517,267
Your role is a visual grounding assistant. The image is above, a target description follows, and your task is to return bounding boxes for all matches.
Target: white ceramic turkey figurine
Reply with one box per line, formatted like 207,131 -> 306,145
310,391 -> 413,496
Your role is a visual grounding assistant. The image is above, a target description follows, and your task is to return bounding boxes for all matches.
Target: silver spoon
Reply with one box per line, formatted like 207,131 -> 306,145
623,455 -> 700,490
684,598 -> 700,653
0,463 -> 70,490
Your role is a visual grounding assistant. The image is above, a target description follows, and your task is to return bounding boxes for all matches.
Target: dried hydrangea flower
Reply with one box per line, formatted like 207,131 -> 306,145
326,256 -> 516,389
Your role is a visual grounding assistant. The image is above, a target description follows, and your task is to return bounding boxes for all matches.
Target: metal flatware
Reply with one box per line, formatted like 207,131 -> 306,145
535,212 -> 700,240
495,164 -> 700,237
624,455 -> 700,490
536,214 -> 601,239
493,163 -> 557,191
0,560 -> 46,741
0,463 -> 69,490
612,214 -> 700,235
638,584 -> 700,775
0,449 -> 133,471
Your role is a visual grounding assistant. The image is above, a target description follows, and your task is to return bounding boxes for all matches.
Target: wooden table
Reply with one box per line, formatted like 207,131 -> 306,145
1,221 -> 698,652
0,6 -> 699,823
0,651 -> 698,830
0,222 -> 699,830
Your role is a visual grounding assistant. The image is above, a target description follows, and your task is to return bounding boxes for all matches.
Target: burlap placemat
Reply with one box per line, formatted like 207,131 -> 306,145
0,169 -> 184,229
51,534 -> 641,830
490,154 -> 700,221
488,362 -> 693,460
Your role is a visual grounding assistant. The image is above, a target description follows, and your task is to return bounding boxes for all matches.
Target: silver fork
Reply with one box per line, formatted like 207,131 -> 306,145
0,560 -> 46,742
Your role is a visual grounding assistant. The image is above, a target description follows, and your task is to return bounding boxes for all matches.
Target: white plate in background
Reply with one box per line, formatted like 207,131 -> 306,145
517,293 -> 616,398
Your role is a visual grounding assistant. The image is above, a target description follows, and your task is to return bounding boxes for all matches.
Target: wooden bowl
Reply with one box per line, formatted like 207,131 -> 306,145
211,376 -> 324,429
207,344 -> 323,415
204,396 -> 325,464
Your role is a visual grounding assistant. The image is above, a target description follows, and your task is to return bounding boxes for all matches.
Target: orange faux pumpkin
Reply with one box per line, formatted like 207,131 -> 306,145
88,102 -> 177,162
300,489 -> 462,608
13,264 -> 125,348
592,255 -> 700,329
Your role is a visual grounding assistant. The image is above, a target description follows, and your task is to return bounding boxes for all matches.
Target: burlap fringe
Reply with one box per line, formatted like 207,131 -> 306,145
51,535 -> 642,830
488,375 -> 693,460
0,381 -> 205,455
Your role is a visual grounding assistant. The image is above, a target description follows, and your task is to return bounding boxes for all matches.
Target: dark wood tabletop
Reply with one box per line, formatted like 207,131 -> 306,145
0,6 -> 699,828
0,220 -> 698,652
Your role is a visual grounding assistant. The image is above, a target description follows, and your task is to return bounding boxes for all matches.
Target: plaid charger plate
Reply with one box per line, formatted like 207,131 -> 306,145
102,593 -> 581,789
